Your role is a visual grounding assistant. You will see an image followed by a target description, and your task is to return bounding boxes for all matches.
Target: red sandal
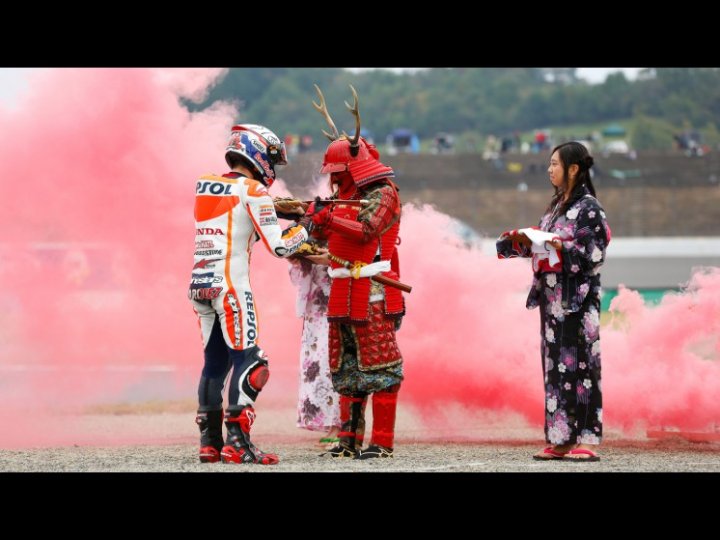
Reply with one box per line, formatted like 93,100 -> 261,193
563,448 -> 601,462
532,446 -> 569,460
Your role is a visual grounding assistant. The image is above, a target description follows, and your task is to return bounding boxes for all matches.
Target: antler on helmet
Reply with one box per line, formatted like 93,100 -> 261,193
312,84 -> 362,157
312,84 -> 340,142
341,85 -> 361,157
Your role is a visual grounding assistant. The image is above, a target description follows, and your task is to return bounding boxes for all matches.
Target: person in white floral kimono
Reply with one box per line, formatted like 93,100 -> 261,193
497,141 -> 611,462
288,256 -> 342,446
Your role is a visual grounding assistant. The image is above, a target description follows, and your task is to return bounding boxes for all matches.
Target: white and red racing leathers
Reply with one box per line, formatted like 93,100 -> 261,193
190,172 -> 307,350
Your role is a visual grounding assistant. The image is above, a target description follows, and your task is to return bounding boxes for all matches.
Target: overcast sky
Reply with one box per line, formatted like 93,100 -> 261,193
0,68 -> 643,107
346,67 -> 643,83
576,68 -> 642,83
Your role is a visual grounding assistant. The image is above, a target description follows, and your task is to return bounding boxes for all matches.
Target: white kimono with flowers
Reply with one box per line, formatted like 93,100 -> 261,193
289,260 -> 341,431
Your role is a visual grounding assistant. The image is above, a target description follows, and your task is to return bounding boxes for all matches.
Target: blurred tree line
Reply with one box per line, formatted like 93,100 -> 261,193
187,68 -> 720,149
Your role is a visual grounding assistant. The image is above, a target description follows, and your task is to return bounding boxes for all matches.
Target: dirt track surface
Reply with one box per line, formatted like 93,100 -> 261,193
4,441 -> 720,473
2,407 -> 719,472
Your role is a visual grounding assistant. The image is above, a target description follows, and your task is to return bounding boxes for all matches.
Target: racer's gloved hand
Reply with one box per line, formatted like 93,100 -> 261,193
298,203 -> 315,231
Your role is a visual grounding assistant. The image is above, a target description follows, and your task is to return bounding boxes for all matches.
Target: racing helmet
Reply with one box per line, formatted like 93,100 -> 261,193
225,124 -> 287,187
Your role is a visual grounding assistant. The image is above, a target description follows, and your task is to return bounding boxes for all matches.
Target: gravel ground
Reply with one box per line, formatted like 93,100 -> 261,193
4,441 -> 720,472
2,407 -> 719,472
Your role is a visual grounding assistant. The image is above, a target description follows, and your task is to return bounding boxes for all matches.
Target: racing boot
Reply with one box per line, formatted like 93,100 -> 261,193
196,408 -> 224,463
220,406 -> 279,465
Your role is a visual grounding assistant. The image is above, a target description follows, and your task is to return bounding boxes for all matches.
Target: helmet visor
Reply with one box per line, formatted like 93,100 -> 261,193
320,162 -> 348,174
267,142 -> 287,166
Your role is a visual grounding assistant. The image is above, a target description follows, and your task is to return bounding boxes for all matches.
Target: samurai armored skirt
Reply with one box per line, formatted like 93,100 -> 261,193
329,300 -> 403,394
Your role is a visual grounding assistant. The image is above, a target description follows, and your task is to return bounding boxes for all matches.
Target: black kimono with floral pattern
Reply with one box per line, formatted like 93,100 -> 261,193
497,186 -> 611,445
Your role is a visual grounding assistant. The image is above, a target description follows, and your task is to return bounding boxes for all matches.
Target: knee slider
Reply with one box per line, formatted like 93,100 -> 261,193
248,362 -> 270,391
233,347 -> 270,406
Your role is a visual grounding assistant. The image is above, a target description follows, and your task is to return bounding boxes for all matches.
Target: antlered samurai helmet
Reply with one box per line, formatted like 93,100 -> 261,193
312,84 -> 394,188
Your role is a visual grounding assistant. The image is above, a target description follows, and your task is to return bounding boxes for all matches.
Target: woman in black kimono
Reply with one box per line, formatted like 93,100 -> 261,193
497,141 -> 611,462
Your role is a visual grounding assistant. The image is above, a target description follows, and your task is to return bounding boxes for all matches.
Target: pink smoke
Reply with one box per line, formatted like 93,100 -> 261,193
603,271 -> 720,432
397,206 -> 540,423
0,68 -> 719,448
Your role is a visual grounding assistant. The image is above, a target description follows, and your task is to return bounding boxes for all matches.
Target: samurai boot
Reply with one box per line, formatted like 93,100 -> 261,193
322,393 -> 366,458
220,406 -> 279,465
358,386 -> 399,459
195,408 -> 224,463
357,444 -> 394,459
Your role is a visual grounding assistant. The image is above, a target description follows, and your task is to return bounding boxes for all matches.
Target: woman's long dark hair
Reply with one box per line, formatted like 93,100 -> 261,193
547,141 -> 597,214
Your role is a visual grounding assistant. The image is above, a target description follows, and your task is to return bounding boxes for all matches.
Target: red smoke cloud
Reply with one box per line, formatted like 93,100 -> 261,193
0,68 -> 718,447
603,271 -> 720,432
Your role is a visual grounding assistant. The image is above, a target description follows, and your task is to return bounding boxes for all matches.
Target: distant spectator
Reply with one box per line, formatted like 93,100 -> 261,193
299,134 -> 313,153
